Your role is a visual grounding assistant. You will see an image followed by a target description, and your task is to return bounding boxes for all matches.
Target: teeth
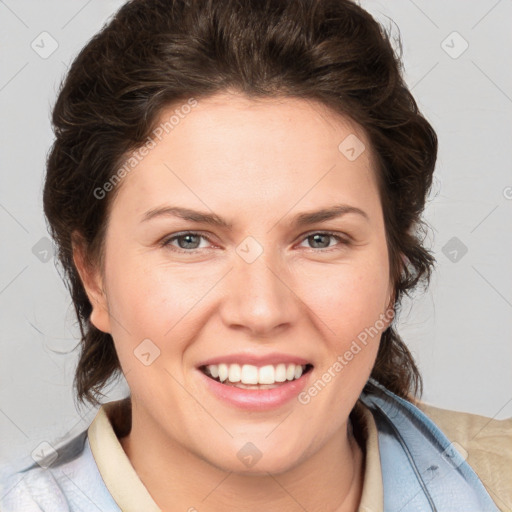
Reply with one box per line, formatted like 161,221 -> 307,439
257,365 -> 274,384
275,363 -> 287,382
204,363 -> 308,385
228,364 -> 241,383
218,363 -> 228,383
241,364 -> 258,384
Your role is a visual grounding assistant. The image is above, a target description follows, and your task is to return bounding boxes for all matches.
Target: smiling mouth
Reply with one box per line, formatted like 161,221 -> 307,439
199,363 -> 314,389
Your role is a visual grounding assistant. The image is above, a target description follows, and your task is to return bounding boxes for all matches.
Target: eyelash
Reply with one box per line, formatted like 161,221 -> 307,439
160,231 -> 351,254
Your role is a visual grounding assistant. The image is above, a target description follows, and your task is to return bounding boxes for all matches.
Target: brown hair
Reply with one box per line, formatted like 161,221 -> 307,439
43,0 -> 437,406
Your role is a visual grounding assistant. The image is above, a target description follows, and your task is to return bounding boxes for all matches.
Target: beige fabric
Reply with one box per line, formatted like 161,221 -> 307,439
87,397 -> 510,511
88,400 -> 160,512
352,400 -> 384,511
415,401 -> 512,512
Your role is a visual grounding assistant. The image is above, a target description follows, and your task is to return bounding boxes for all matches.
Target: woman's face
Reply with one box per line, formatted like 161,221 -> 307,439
80,92 -> 394,474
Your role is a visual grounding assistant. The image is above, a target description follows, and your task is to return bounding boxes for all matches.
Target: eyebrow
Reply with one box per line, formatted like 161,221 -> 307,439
141,204 -> 369,228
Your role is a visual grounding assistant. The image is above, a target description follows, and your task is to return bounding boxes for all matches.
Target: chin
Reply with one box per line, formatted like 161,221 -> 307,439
203,443 -> 305,476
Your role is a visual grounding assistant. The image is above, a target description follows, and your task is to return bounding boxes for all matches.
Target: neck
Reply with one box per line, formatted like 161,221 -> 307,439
119,403 -> 364,512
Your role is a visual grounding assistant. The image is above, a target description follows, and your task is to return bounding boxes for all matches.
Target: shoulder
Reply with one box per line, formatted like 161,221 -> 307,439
415,400 -> 512,511
0,463 -> 71,512
0,430 -> 121,512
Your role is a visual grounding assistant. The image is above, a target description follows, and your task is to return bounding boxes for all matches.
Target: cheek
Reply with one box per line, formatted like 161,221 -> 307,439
299,265 -> 388,406
299,259 -> 390,400
300,258 -> 390,338
105,228 -> 209,317
102,252 -> 203,358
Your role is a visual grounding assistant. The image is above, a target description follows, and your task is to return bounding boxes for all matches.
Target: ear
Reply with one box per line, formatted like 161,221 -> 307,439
72,232 -> 111,334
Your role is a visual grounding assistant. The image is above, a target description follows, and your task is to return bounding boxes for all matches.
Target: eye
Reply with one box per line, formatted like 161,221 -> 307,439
298,232 -> 350,251
160,232 -> 213,252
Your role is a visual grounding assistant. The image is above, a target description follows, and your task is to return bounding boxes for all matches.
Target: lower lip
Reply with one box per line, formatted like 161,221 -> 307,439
197,369 -> 312,411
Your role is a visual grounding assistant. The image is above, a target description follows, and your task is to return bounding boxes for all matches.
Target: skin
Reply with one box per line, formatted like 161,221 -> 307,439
74,91 -> 394,512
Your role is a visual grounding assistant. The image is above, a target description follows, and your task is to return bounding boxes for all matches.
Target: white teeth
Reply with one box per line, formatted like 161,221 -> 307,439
228,364 -> 241,383
204,363 -> 308,385
209,365 -> 219,378
275,363 -> 287,382
241,364 -> 258,384
218,363 -> 228,383
258,365 -> 275,384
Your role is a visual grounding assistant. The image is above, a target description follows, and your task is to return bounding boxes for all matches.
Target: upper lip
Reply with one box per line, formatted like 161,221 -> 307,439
197,352 -> 313,368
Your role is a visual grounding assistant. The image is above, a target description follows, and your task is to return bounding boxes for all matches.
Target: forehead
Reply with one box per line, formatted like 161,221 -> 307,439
109,92 -> 380,220
154,91 -> 371,154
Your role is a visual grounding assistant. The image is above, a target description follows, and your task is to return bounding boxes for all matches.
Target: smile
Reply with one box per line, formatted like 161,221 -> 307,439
197,360 -> 314,411
200,363 -> 313,387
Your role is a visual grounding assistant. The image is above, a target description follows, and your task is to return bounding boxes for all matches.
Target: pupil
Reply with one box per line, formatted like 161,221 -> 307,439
180,234 -> 199,249
310,234 -> 329,248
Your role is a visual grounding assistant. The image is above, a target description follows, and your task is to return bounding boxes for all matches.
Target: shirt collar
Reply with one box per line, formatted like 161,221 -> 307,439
88,398 -> 160,511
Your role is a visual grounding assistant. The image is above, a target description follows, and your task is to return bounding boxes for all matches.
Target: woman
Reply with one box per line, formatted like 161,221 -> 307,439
1,0 -> 510,510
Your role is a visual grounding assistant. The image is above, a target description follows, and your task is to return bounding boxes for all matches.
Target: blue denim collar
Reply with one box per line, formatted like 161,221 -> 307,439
359,379 -> 500,511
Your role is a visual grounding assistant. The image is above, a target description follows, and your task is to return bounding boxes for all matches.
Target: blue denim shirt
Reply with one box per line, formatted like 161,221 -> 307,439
0,381 -> 501,511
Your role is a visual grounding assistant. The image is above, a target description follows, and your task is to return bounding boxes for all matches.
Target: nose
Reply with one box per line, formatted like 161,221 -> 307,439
219,246 -> 301,339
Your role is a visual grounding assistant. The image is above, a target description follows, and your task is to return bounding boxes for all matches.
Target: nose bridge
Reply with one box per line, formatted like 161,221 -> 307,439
222,235 -> 298,335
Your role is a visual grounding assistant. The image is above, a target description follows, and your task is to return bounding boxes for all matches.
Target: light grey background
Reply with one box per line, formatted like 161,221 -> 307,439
1,0 -> 511,466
